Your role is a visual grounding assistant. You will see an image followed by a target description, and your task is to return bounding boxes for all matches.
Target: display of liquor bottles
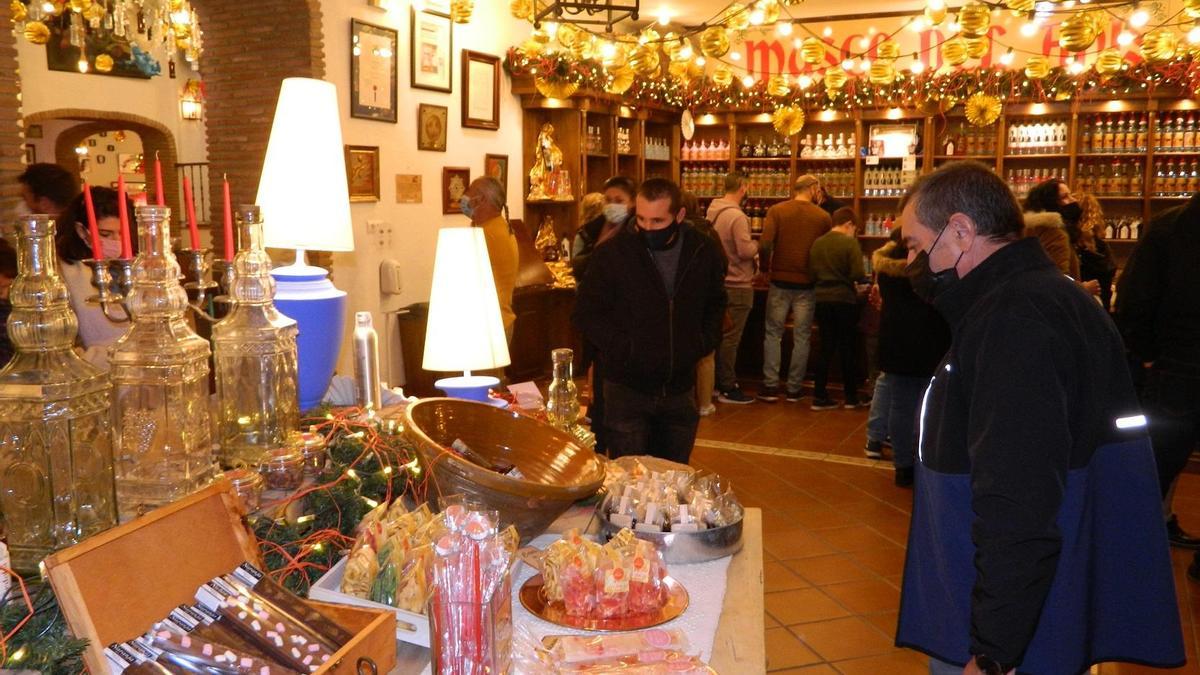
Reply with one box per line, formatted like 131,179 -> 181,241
863,213 -> 896,236
680,164 -> 727,198
0,215 -> 117,572
1006,167 -> 1067,199
1152,158 -> 1200,197
1079,113 -> 1149,154
681,139 -> 730,161
616,127 -> 632,154
545,348 -> 580,431
801,165 -> 854,198
212,206 -> 299,469
940,124 -> 997,156
1006,120 -> 1069,155
741,167 -> 790,198
110,205 -> 213,520
1101,216 -> 1143,240
1075,159 -> 1145,196
800,132 -> 855,159
736,133 -> 790,158
643,137 -> 671,161
1153,111 -> 1200,152
745,201 -> 768,234
584,125 -> 605,154
862,166 -> 917,197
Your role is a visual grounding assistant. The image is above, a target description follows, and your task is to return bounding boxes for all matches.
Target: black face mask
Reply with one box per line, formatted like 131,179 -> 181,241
905,226 -> 963,302
1058,202 -> 1083,226
639,220 -> 681,251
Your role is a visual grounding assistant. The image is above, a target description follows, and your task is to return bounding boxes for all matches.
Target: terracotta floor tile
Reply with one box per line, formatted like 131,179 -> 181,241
764,529 -> 838,561
785,554 -> 874,586
791,616 -> 897,662
863,610 -> 899,637
819,578 -> 902,615
771,666 -> 840,675
766,611 -> 781,628
786,505 -> 860,531
765,587 -> 852,625
765,561 -> 812,592
814,526 -> 898,553
831,652 -> 927,675
848,544 -> 908,577
766,627 -> 822,670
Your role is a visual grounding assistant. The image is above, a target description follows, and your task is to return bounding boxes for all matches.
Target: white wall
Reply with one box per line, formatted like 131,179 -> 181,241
319,1 -> 529,383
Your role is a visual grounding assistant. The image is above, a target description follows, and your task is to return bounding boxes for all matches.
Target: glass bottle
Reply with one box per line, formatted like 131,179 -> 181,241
0,215 -> 117,572
213,206 -> 299,468
110,205 -> 214,520
545,348 -> 579,431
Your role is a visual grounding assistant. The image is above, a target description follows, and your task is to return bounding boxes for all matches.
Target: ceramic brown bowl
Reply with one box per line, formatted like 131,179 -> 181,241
404,398 -> 605,542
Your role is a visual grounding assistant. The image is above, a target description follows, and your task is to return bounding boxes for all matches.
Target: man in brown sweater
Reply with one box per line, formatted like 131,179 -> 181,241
758,174 -> 833,401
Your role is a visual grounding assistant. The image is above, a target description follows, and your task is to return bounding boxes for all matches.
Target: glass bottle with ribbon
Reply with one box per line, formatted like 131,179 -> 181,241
109,205 -> 214,520
545,348 -> 579,430
0,215 -> 117,572
212,205 -> 299,468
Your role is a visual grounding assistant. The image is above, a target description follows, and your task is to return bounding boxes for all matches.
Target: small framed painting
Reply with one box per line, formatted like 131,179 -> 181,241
344,145 -> 381,202
350,20 -> 398,123
462,50 -> 500,130
23,144 -> 35,164
484,153 -> 508,194
411,8 -> 452,93
422,0 -> 451,16
442,167 -> 470,215
418,103 -> 448,152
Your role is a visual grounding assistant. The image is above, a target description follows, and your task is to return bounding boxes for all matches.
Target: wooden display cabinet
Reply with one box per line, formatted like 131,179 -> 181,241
643,117 -> 679,182
523,99 -> 583,242
616,111 -> 643,182
680,114 -> 734,206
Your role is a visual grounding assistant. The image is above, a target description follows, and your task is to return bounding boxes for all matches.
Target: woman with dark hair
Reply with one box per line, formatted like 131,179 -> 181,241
1022,178 -> 1088,287
59,186 -> 133,368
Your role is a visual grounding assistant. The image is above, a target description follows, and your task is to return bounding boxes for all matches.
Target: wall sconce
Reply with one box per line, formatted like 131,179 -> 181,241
180,79 -> 204,120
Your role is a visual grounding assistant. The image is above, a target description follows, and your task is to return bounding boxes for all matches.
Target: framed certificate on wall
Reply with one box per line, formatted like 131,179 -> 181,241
462,50 -> 500,130
411,9 -> 452,93
350,20 -> 398,123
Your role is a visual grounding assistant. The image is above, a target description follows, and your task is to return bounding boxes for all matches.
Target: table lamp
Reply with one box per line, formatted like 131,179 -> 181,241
256,78 -> 355,411
423,227 -> 511,403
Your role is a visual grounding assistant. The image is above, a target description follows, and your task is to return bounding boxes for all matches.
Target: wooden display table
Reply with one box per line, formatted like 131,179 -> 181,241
387,507 -> 766,674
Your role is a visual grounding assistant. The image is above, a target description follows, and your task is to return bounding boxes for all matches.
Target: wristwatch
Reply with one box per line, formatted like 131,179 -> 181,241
973,654 -> 1005,675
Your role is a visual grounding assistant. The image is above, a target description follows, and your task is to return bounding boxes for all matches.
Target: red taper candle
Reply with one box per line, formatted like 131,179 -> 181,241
154,151 -> 165,207
182,176 -> 200,250
116,175 -> 133,258
82,182 -> 104,259
222,174 -> 234,262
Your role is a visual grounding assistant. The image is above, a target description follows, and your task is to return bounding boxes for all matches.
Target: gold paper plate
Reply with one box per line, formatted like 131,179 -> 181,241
519,574 -> 690,632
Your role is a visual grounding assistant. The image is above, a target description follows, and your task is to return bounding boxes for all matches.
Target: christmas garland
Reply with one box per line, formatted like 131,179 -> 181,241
0,408 -> 424,671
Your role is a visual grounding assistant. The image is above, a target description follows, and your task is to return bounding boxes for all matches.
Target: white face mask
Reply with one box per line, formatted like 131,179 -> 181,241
603,203 -> 629,223
98,238 -> 124,259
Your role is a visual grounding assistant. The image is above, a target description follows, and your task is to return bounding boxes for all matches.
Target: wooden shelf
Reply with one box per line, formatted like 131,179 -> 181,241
861,195 -> 906,199
1003,153 -> 1070,158
1093,196 -> 1145,201
797,156 -> 855,162
1151,150 -> 1200,155
1150,195 -> 1193,200
645,158 -> 673,163
1076,152 -> 1147,158
682,159 -> 731,164
1107,239 -> 1142,244
586,151 -> 610,158
735,157 -> 791,163
934,155 -> 995,160
617,151 -> 638,157
526,198 -> 577,205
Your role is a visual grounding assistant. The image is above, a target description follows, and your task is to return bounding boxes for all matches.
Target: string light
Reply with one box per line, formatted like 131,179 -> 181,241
777,22 -> 794,36
749,8 -> 765,24
730,51 -> 741,61
910,57 -> 926,73
1117,30 -> 1135,46
841,57 -> 855,70
657,7 -> 671,25
1189,25 -> 1200,44
696,56 -> 707,66
1020,20 -> 1039,37
798,74 -> 813,89
859,58 -> 872,71
823,26 -> 834,37
742,74 -> 756,87
859,36 -> 871,49
1000,48 -> 1015,66
1130,8 -> 1150,28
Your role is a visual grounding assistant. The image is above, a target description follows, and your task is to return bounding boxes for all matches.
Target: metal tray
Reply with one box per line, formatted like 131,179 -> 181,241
597,513 -> 743,564
519,573 -> 689,632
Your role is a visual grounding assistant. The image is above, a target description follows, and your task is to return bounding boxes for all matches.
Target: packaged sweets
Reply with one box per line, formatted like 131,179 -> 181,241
602,462 -> 743,532
541,528 -> 669,620
513,627 -> 711,674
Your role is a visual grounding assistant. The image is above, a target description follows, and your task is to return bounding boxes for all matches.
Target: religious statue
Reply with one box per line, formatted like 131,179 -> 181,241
535,216 -> 559,261
528,123 -> 569,200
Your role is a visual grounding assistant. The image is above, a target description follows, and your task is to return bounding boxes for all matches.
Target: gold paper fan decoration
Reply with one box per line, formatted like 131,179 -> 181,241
760,0 -> 781,24
1024,55 -> 1051,79
606,67 -> 635,94
869,62 -> 896,85
767,74 -> 791,97
942,38 -> 968,66
450,0 -> 472,24
700,27 -> 730,58
1094,48 -> 1124,77
23,21 -> 50,44
10,0 -> 26,22
712,65 -> 734,88
535,77 -> 579,99
957,2 -> 991,38
630,44 -> 661,77
607,41 -> 631,68
876,40 -> 899,63
556,23 -> 581,49
964,36 -> 987,59
824,68 -> 848,93
510,0 -> 533,20
664,34 -> 689,62
669,59 -> 703,83
1141,29 -> 1179,64
772,105 -> 806,136
94,53 -> 114,73
925,3 -> 947,26
800,37 -> 825,65
1186,0 -> 1200,19
1005,0 -> 1035,13
518,38 -> 545,58
531,27 -> 551,44
640,27 -> 661,44
724,3 -> 751,31
1058,12 -> 1099,52
965,92 -> 1002,126
571,35 -> 596,60
67,0 -> 91,13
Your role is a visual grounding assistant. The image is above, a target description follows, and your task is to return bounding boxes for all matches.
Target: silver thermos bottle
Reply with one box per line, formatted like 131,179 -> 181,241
352,311 -> 382,410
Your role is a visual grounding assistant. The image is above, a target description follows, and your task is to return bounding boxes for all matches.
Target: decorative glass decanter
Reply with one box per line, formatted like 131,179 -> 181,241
0,215 -> 117,572
545,348 -> 579,430
212,205 -> 299,468
110,205 -> 213,520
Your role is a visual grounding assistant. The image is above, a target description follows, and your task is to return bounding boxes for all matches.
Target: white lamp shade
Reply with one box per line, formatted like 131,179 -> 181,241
423,227 -> 511,372
256,78 -> 355,252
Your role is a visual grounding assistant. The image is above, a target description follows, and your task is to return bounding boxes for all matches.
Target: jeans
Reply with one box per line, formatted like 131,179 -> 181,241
603,379 -> 700,464
866,373 -> 893,444
695,352 -> 715,408
813,302 -> 862,402
929,656 -> 964,675
762,285 -> 816,392
716,287 -> 754,392
887,373 -> 931,470
1141,359 -> 1200,498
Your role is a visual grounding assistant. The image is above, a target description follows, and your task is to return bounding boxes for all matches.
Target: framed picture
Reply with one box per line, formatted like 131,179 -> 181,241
462,51 -> 500,130
26,125 -> 42,139
96,155 -> 106,165
422,0 -> 451,16
410,8 -> 452,92
23,144 -> 35,164
88,138 -> 98,147
417,104 -> 448,152
442,167 -> 470,215
484,154 -> 508,194
344,145 -> 381,203
106,144 -> 115,151
350,20 -> 398,123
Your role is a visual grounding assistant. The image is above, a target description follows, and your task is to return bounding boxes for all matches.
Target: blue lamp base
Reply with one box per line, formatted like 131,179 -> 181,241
272,260 -> 347,412
435,375 -> 505,406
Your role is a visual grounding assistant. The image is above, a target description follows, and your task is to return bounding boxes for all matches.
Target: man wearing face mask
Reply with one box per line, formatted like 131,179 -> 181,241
461,176 -> 519,343
572,178 -> 726,464
895,162 -> 1182,675
571,176 -> 636,281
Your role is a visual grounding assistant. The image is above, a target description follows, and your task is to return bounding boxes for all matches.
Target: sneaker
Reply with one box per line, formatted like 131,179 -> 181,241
1168,515 -> 1200,549
895,466 -> 914,488
718,388 -> 755,405
844,397 -> 873,410
785,389 -> 804,402
864,441 -> 883,460
698,403 -> 716,416
758,387 -> 781,403
810,397 -> 838,411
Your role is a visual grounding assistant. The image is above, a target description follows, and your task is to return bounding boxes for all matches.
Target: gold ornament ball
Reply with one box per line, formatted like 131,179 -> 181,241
942,37 -> 968,66
1058,12 -> 1099,52
510,0 -> 533,20
10,0 -> 26,22
630,44 -> 661,77
94,53 -> 114,73
556,23 -> 580,49
700,27 -> 730,58
964,36 -> 987,59
957,2 -> 991,38
68,0 -> 91,13
925,3 -> 947,26
571,35 -> 596,61
767,74 -> 791,97
1024,55 -> 1051,79
664,33 -> 685,61
724,3 -> 751,31
606,67 -> 635,94
760,0 -> 781,24
869,61 -> 896,85
800,37 -> 825,65
876,40 -> 900,63
640,27 -> 660,44
712,65 -> 734,88
1005,0 -> 1035,13
531,27 -> 551,44
1141,29 -> 1178,64
23,21 -> 50,45
965,92 -> 1002,126
607,42 -> 631,68
1094,48 -> 1124,77
772,106 -> 806,136
824,67 -> 848,91
1186,0 -> 1200,19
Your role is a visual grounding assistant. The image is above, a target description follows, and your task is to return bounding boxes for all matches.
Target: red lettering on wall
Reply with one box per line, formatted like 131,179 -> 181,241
745,40 -> 786,80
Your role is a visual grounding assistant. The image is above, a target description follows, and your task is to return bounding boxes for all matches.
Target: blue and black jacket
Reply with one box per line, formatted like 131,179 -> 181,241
896,237 -> 1184,674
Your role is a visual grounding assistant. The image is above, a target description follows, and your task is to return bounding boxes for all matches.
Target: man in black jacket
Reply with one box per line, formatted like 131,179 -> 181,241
572,178 -> 726,464
1116,194 -> 1200,553
895,162 -> 1182,674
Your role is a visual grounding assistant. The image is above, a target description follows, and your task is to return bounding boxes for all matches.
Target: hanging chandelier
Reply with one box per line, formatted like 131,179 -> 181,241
533,0 -> 640,30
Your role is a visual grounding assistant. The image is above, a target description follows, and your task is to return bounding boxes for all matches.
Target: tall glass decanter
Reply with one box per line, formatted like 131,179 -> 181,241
0,215 -> 117,572
545,348 -> 579,430
212,205 -> 299,468
110,205 -> 213,520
